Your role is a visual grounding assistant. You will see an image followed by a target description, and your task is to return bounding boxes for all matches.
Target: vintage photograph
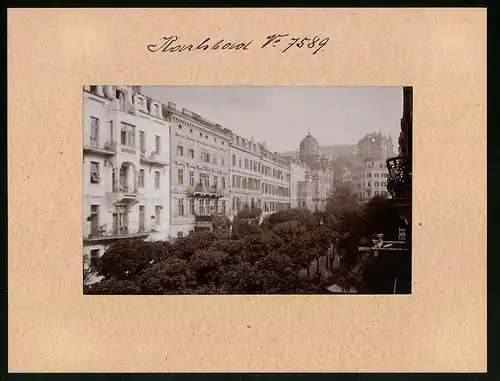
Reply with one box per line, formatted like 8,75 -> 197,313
83,86 -> 413,295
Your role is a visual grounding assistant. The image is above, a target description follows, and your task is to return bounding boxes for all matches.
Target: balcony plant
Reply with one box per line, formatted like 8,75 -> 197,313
386,157 -> 411,199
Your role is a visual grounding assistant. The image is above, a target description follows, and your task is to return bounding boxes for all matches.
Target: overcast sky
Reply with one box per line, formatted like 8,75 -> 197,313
141,86 -> 403,153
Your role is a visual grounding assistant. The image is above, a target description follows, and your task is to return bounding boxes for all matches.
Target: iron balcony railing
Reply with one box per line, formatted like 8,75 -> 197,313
188,184 -> 225,197
112,182 -> 139,194
86,222 -> 148,239
386,156 -> 411,199
83,135 -> 117,152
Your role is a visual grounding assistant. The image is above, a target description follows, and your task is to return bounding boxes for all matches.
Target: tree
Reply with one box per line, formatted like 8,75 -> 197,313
189,249 -> 230,286
97,239 -> 170,281
212,214 -> 232,236
84,278 -> 140,295
169,231 -> 221,260
359,196 -> 403,240
139,257 -> 197,294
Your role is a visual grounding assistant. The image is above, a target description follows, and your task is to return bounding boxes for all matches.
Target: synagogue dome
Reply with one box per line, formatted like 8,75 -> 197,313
299,132 -> 319,155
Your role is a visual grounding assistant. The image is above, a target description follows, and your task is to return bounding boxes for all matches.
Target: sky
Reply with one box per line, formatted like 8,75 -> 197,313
141,86 -> 403,153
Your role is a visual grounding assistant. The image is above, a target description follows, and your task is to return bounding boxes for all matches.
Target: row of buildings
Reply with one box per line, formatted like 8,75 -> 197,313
283,131 -> 396,203
83,85 -> 337,264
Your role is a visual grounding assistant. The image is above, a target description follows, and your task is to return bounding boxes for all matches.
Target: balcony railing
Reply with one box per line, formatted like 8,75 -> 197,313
386,156 -> 411,199
83,135 -> 117,153
188,184 -> 225,198
195,214 -> 214,223
85,222 -> 149,241
140,150 -> 167,165
112,182 -> 138,194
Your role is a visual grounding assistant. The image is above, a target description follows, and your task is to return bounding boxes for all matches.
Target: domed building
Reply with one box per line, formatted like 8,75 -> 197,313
295,132 -> 335,211
299,132 -> 319,163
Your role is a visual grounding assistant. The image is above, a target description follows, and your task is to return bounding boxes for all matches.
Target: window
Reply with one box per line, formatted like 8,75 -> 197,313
178,125 -> 182,130
221,158 -> 224,166
367,182 -> 371,187
89,205 -> 99,235
90,117 -> 99,144
189,171 -> 195,186
198,199 -> 204,215
89,86 -> 97,94
177,231 -> 184,238
367,173 -> 372,178
177,145 -> 184,156
138,169 -> 145,188
189,128 -> 193,134
245,159 -> 249,169
222,200 -> 227,214
177,199 -> 184,216
200,173 -> 210,188
222,177 -> 226,189
90,162 -> 100,183
239,160 -> 242,168
139,205 -> 145,230
155,171 -> 160,189
109,121 -> 114,143
375,182 -> 379,187
177,168 -> 184,185
90,249 -> 100,268
214,199 -> 219,213
188,149 -> 194,159
139,131 -> 145,151
155,135 -> 160,154
189,199 -> 195,215
213,175 -> 218,188
201,152 -> 210,163
152,104 -> 159,116
155,205 -> 161,225
205,199 -> 210,215
120,122 -> 135,147
232,154 -> 236,166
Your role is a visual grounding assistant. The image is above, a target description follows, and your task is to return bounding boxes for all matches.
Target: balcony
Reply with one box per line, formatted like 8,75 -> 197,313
195,214 -> 214,223
386,156 -> 411,200
84,222 -> 150,242
106,183 -> 140,206
83,135 -> 117,155
188,184 -> 225,198
140,150 -> 168,166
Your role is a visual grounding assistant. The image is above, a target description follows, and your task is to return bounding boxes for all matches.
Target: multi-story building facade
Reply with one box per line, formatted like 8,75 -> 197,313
83,85 -> 171,270
351,158 -> 390,202
297,133 -> 335,211
229,133 -> 263,213
165,104 -> 231,237
287,159 -> 313,210
356,131 -> 395,163
260,144 -> 291,214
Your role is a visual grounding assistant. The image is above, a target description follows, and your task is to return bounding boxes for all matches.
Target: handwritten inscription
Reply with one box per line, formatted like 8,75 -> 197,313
147,35 -> 329,55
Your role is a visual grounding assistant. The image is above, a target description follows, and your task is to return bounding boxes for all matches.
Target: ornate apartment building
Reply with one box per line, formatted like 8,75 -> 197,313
297,133 -> 335,211
83,85 -> 171,269
260,144 -> 292,214
166,104 -> 231,237
351,158 -> 390,202
229,133 -> 263,213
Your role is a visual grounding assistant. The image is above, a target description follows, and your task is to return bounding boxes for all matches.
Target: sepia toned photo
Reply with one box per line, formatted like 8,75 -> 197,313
83,86 -> 413,295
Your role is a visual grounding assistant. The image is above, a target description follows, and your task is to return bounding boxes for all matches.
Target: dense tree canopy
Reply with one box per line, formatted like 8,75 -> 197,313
84,189 -> 410,295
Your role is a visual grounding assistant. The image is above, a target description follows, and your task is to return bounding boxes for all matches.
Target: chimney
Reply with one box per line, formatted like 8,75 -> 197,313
168,102 -> 176,109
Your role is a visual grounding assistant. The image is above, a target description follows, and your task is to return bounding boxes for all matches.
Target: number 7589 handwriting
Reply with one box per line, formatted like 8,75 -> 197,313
261,34 -> 329,55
